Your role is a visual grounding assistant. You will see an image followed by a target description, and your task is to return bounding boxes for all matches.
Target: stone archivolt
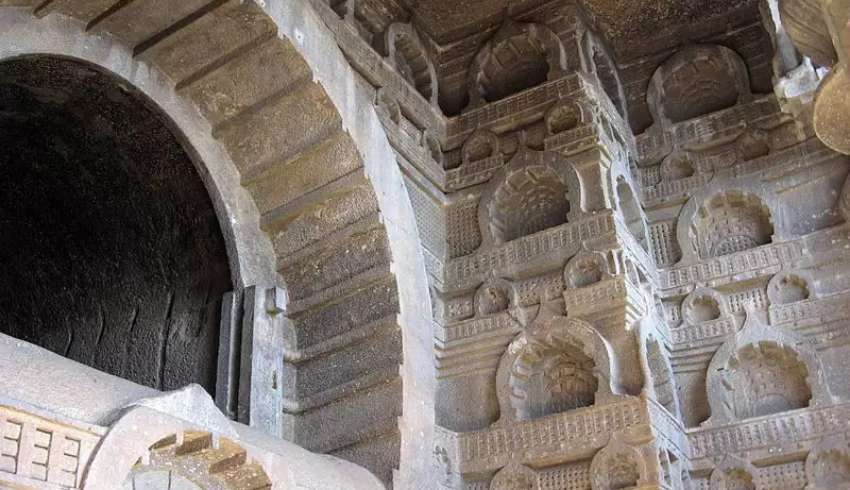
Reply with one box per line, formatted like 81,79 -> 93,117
6,0 -> 850,488
468,22 -> 568,108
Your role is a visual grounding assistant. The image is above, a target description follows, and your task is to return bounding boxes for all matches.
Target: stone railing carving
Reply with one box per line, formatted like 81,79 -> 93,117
436,397 -> 647,475
688,402 -> 850,460
670,317 -> 737,345
635,97 -> 781,163
0,405 -> 104,489
659,239 -> 804,295
437,312 -> 521,344
448,75 -> 584,145
641,140 -> 838,207
442,213 -> 615,291
445,154 -> 505,192
769,290 -> 850,326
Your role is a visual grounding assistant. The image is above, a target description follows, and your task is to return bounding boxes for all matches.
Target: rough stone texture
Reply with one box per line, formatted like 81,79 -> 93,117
0,333 -> 384,490
0,56 -> 231,394
7,0 -> 850,489
318,0 -> 850,488
0,2 -> 409,486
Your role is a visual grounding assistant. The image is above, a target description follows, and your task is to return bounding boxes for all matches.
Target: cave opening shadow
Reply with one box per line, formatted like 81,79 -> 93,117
0,55 -> 233,394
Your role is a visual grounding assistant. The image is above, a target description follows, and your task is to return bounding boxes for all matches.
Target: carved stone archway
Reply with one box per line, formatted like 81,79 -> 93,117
0,2 -> 434,485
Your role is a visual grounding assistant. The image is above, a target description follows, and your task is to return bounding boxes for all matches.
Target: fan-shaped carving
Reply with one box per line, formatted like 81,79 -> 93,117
462,130 -> 500,165
489,166 -> 570,243
469,22 -> 566,106
509,336 -> 597,420
590,439 -> 644,490
691,191 -> 774,259
722,469 -> 756,490
725,341 -> 812,419
647,338 -> 679,416
476,282 -> 510,316
490,464 -> 537,490
123,431 -> 272,490
616,177 -> 647,249
648,45 -> 750,126
710,457 -> 759,490
779,0 -> 837,67
811,449 -> 850,486
768,272 -> 811,305
545,101 -> 586,135
736,130 -> 770,162
565,252 -> 608,288
661,152 -> 696,181
706,311 -> 832,425
383,23 -> 438,103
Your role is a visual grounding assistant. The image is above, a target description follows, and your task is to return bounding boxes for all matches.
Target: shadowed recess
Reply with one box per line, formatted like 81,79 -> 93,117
0,56 -> 231,394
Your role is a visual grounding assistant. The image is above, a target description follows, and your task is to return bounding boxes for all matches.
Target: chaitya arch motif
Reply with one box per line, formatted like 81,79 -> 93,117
647,44 -> 752,128
0,1 -> 432,484
495,313 -> 622,423
704,309 -> 832,425
467,21 -> 568,108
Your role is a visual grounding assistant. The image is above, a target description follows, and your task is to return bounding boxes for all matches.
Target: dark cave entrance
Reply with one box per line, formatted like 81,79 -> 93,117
0,56 -> 232,394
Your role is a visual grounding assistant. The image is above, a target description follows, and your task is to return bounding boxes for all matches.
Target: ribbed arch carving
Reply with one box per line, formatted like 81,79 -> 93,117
647,44 -> 751,128
467,22 -> 567,108
691,190 -> 774,259
705,310 -> 832,425
495,314 -> 622,423
381,22 -> 438,104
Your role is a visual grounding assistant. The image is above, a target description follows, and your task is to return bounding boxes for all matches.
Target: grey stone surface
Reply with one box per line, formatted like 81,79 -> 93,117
0,56 -> 232,394
6,0 -> 850,488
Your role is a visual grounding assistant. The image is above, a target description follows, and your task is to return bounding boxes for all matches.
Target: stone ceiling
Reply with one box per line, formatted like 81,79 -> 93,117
402,0 -> 759,60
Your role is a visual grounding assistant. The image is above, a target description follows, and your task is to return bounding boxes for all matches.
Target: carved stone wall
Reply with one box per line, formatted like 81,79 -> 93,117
316,0 -> 850,487
4,0 -> 850,488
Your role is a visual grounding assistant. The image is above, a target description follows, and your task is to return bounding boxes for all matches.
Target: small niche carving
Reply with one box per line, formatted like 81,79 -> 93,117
811,449 -> 850,486
692,191 -> 773,259
726,341 -> 812,419
489,166 -> 570,243
768,272 -> 810,305
462,130 -> 499,165
722,469 -> 756,490
565,252 -> 606,288
661,152 -> 695,181
509,337 -> 597,420
689,295 -> 721,323
590,441 -> 643,490
545,102 -> 583,135
476,284 -> 510,316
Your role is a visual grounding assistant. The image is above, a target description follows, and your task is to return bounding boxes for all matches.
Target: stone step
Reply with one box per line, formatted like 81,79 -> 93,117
285,276 -> 399,351
175,431 -> 213,455
217,81 -> 342,178
281,326 -> 401,401
246,130 -> 363,217
181,36 -> 312,129
263,182 -> 379,258
32,0 -> 116,23
280,225 -> 391,303
283,377 -> 402,453
88,0 -> 217,47
139,0 -> 277,88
